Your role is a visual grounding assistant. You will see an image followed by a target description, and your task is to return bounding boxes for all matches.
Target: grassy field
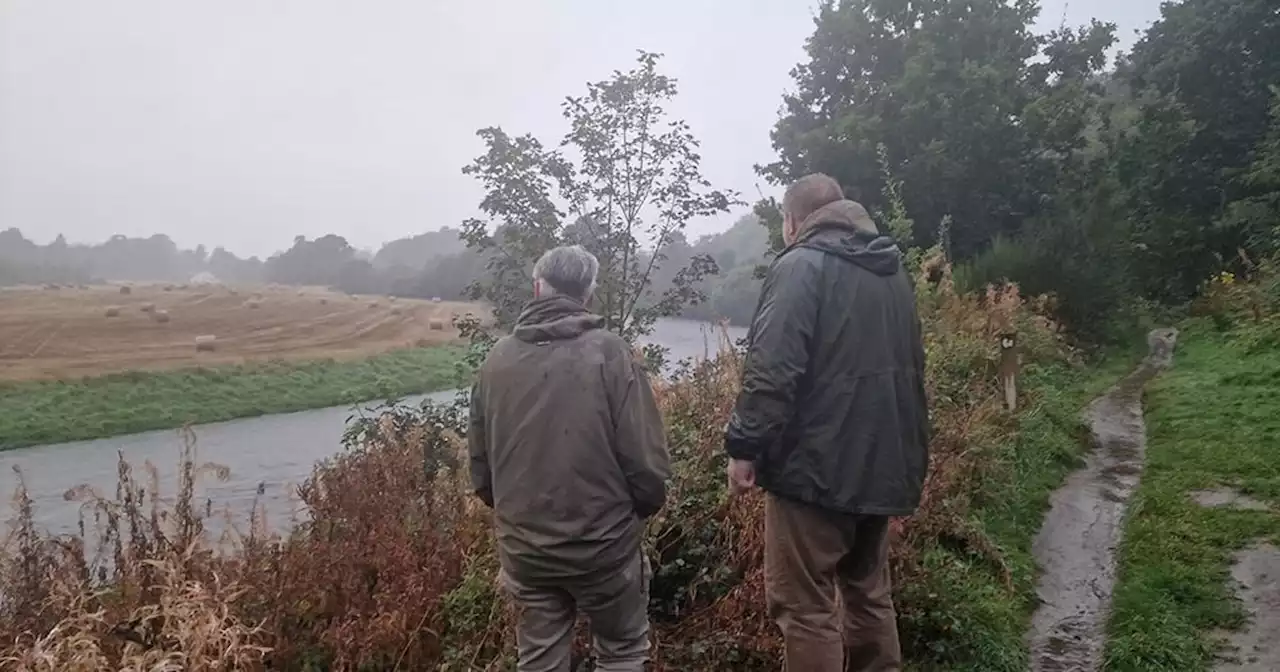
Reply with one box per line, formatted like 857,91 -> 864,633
1104,324 -> 1280,670
0,283 -> 476,382
896,354 -> 1135,671
0,344 -> 466,450
0,283 -> 478,449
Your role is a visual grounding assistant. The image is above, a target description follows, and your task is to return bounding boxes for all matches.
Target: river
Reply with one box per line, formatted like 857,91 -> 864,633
0,318 -> 746,539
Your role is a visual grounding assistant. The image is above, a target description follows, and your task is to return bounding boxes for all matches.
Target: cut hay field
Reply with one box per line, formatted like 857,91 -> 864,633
0,284 -> 480,449
0,283 -> 477,382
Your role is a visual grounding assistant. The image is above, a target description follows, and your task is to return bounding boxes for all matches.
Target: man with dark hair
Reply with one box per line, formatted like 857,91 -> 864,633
470,245 -> 670,672
724,173 -> 929,671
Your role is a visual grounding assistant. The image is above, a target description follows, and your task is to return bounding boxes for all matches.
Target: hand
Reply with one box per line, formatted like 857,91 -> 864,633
726,458 -> 756,496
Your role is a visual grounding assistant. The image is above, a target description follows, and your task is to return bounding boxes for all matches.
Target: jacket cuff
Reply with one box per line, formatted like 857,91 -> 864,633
724,434 -> 763,462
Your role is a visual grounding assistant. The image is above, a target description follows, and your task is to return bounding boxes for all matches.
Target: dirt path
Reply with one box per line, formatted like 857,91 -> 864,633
1217,544 -> 1280,670
1026,329 -> 1177,671
1193,488 -> 1280,670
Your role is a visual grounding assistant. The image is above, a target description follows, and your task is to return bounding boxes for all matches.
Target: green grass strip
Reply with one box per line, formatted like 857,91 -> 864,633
1105,326 -> 1280,671
0,345 -> 466,450
899,355 -> 1133,671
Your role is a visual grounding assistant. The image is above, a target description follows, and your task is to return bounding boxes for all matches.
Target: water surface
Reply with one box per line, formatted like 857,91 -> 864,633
1,318 -> 745,537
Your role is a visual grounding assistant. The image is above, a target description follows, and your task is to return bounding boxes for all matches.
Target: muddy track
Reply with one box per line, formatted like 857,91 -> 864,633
1026,328 -> 1178,672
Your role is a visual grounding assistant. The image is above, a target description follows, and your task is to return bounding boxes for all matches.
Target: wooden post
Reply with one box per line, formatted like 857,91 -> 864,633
998,332 -> 1019,411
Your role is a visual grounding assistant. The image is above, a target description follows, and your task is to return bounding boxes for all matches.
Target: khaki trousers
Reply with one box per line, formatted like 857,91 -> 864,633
499,552 -> 652,672
764,493 -> 903,672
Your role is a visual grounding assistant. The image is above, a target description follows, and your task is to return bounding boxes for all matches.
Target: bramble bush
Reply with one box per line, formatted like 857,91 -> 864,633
1194,253 -> 1280,350
0,248 -> 1074,670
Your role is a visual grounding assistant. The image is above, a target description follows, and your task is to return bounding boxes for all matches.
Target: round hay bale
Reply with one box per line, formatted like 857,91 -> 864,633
428,319 -> 446,331
119,285 -> 132,295
369,301 -> 380,309
139,302 -> 156,313
194,335 -> 217,352
388,296 -> 398,303
163,284 -> 174,292
244,299 -> 262,309
431,296 -> 442,303
390,306 -> 403,316
104,306 -> 120,318
152,309 -> 171,323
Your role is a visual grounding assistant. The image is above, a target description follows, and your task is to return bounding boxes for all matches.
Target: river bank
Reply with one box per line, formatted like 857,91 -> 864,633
0,344 -> 468,451
0,318 -> 745,539
0,275 -> 1106,670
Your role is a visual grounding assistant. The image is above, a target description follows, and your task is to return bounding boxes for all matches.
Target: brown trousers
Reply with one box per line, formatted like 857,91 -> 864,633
764,493 -> 902,672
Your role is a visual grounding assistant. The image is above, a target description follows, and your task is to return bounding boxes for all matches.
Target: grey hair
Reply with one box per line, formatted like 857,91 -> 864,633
533,245 -> 599,302
783,173 -> 844,222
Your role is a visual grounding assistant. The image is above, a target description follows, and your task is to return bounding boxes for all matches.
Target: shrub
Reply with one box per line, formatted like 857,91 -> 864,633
954,235 -> 1140,343
1194,256 -> 1280,349
1,254 -> 1069,670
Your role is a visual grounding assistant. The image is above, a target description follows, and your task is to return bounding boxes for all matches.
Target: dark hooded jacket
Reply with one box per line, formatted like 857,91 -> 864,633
724,200 -> 929,516
469,295 -> 670,583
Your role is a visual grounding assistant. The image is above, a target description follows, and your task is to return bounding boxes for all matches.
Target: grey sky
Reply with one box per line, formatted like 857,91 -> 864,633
1,1 -> 1163,259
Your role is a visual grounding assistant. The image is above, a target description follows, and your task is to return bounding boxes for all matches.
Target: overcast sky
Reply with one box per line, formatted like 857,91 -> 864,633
1,1 -> 1164,259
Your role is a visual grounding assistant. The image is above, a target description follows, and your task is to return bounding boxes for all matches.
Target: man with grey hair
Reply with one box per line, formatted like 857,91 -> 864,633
725,173 -> 928,671
469,244 -> 670,672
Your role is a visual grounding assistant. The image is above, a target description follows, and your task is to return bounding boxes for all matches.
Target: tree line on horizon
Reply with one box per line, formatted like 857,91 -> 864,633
5,0 -> 1278,341
0,216 -> 770,325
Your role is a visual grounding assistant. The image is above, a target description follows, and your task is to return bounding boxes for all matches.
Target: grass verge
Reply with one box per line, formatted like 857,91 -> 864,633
1103,325 -> 1280,670
0,345 -> 466,450
898,355 -> 1133,671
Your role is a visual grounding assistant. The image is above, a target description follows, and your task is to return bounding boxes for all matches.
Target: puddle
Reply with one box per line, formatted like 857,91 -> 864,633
1026,329 -> 1177,671
1216,544 -> 1280,671
1192,488 -> 1272,512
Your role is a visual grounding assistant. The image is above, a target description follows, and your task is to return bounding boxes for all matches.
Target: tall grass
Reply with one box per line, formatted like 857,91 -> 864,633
1,253 -> 1087,670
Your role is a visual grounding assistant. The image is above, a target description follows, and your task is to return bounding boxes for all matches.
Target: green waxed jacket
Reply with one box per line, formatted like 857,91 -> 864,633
469,295 -> 670,583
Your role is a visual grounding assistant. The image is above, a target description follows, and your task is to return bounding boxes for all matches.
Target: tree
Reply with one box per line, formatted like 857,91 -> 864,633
759,0 -> 1115,257
1115,0 -> 1280,299
372,227 -> 468,270
1219,87 -> 1280,255
461,51 -> 738,341
265,234 -> 359,286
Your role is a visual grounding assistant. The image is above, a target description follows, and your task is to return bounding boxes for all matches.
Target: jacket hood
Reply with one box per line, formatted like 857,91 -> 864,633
513,295 -> 606,343
794,200 -> 902,276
